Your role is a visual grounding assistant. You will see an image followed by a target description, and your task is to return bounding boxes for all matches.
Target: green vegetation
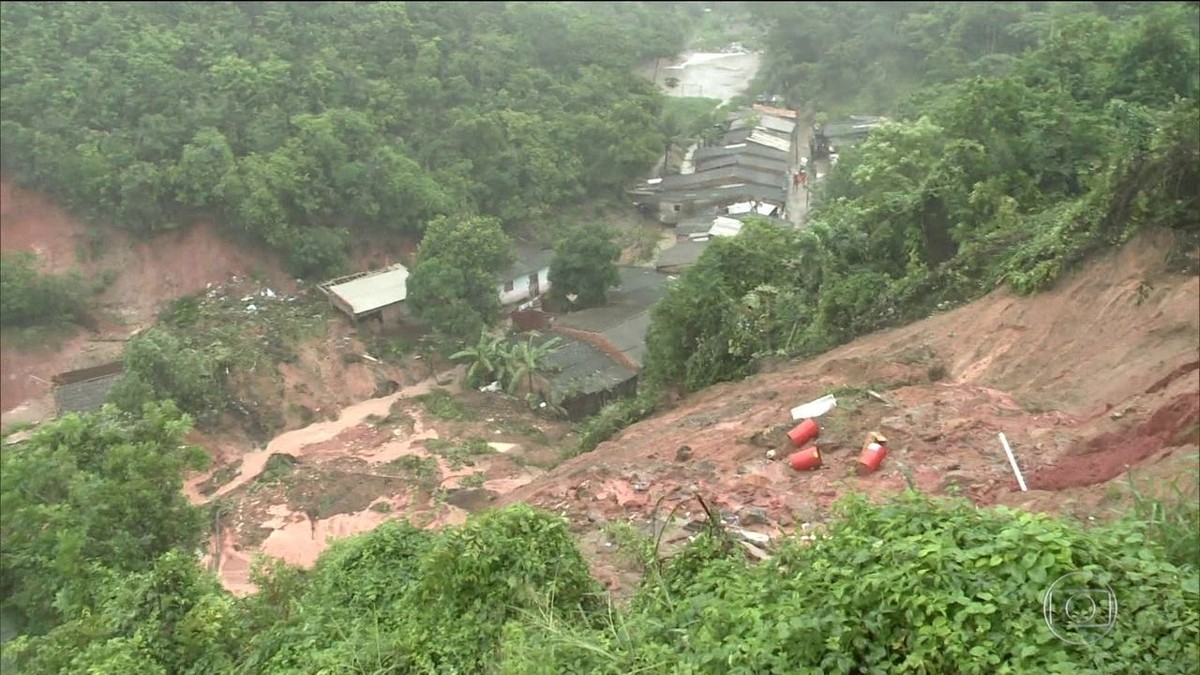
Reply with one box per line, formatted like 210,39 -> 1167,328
503,492 -> 1199,673
575,390 -> 661,455
256,453 -> 299,486
645,2 -> 1200,393
0,403 -> 207,636
0,251 -> 89,329
5,410 -> 1197,675
387,455 -> 441,490
414,388 -> 473,422
1125,464 -> 1200,570
408,215 -> 514,339
424,437 -> 496,470
548,225 -> 622,310
0,2 -> 697,277
107,289 -> 327,430
451,332 -> 562,400
660,96 -> 725,171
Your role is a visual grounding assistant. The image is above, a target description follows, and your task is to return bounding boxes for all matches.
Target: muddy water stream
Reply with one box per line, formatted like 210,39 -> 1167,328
191,376 -> 448,594
202,378 -> 441,503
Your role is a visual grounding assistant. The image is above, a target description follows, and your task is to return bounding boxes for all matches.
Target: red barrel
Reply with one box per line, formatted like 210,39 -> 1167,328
858,442 -> 888,473
789,446 -> 822,471
788,419 -> 820,448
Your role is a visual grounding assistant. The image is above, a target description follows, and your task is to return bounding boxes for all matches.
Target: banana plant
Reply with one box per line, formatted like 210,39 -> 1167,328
450,331 -> 508,389
501,335 -> 562,402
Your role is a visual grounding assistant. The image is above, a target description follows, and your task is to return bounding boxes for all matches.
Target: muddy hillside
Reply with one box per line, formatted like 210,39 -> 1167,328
502,230 -> 1200,534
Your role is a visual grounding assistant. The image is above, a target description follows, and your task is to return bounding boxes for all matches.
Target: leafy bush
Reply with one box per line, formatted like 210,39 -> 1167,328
0,251 -> 89,329
575,389 -> 661,455
0,402 -> 207,635
108,327 -> 227,423
507,492 -> 1200,674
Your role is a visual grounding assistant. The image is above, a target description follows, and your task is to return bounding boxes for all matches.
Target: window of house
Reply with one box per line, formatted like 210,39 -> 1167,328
503,279 -> 515,292
673,204 -> 682,212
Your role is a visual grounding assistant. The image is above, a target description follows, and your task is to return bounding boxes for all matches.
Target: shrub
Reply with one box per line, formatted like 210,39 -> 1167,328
0,251 -> 89,329
575,390 -> 660,455
507,492 -> 1200,673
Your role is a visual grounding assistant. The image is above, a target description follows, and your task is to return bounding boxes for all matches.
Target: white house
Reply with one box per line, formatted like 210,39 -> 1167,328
498,246 -> 555,307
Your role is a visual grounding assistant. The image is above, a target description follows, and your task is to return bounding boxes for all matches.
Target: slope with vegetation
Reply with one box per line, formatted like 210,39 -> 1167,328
3,403 -> 1196,671
2,1 -> 1199,672
642,0 -> 1199,395
0,1 -> 700,277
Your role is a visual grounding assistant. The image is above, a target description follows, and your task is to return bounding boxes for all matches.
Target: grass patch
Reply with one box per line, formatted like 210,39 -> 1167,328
414,388 -> 473,422
199,460 -> 244,497
574,391 -> 660,456
1124,462 -> 1200,570
500,419 -> 550,446
461,472 -> 487,489
370,501 -> 393,513
1,421 -> 36,439
257,453 -> 299,485
425,436 -> 495,470
387,455 -> 441,490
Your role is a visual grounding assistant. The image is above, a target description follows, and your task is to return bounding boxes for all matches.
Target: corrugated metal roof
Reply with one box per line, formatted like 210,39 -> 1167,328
327,264 -> 410,315
757,116 -> 796,135
747,131 -> 791,153
709,216 -> 743,238
693,143 -> 789,164
504,245 -> 555,282
656,240 -> 710,269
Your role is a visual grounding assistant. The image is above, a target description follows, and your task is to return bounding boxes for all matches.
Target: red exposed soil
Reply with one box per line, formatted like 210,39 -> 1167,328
0,175 -> 295,417
1027,390 -> 1200,491
502,229 -> 1200,534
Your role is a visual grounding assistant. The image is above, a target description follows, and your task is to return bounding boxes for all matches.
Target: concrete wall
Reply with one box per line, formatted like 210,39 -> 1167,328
499,266 -> 551,306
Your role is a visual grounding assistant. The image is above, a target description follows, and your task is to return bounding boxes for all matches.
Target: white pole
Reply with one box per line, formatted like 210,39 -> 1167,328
999,433 -> 1028,492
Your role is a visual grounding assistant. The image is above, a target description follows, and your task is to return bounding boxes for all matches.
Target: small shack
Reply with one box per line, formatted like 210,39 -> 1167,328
499,246 -> 556,307
811,116 -> 888,160
656,240 -> 710,273
532,333 -> 638,422
52,361 -> 125,415
320,264 -> 410,323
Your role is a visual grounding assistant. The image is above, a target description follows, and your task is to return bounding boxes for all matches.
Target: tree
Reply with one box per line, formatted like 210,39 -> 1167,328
0,402 -> 208,635
547,225 -> 622,311
408,215 -> 515,338
406,259 -> 494,340
415,214 -> 515,277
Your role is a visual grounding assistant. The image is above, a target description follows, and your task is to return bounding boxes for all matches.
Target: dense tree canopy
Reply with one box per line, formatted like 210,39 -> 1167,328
645,1 -> 1200,391
407,214 -> 514,338
0,403 -> 207,636
548,225 -> 623,310
0,1 -> 698,276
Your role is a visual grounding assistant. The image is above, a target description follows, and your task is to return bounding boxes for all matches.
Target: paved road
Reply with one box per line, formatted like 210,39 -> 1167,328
785,116 -> 815,226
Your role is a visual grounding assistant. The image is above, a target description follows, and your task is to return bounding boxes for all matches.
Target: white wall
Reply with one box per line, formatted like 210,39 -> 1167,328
498,266 -> 551,306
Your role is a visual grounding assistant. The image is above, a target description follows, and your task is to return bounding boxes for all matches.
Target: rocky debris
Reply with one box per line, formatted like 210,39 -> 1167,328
739,540 -> 771,560
731,527 -> 771,546
738,506 -> 771,527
